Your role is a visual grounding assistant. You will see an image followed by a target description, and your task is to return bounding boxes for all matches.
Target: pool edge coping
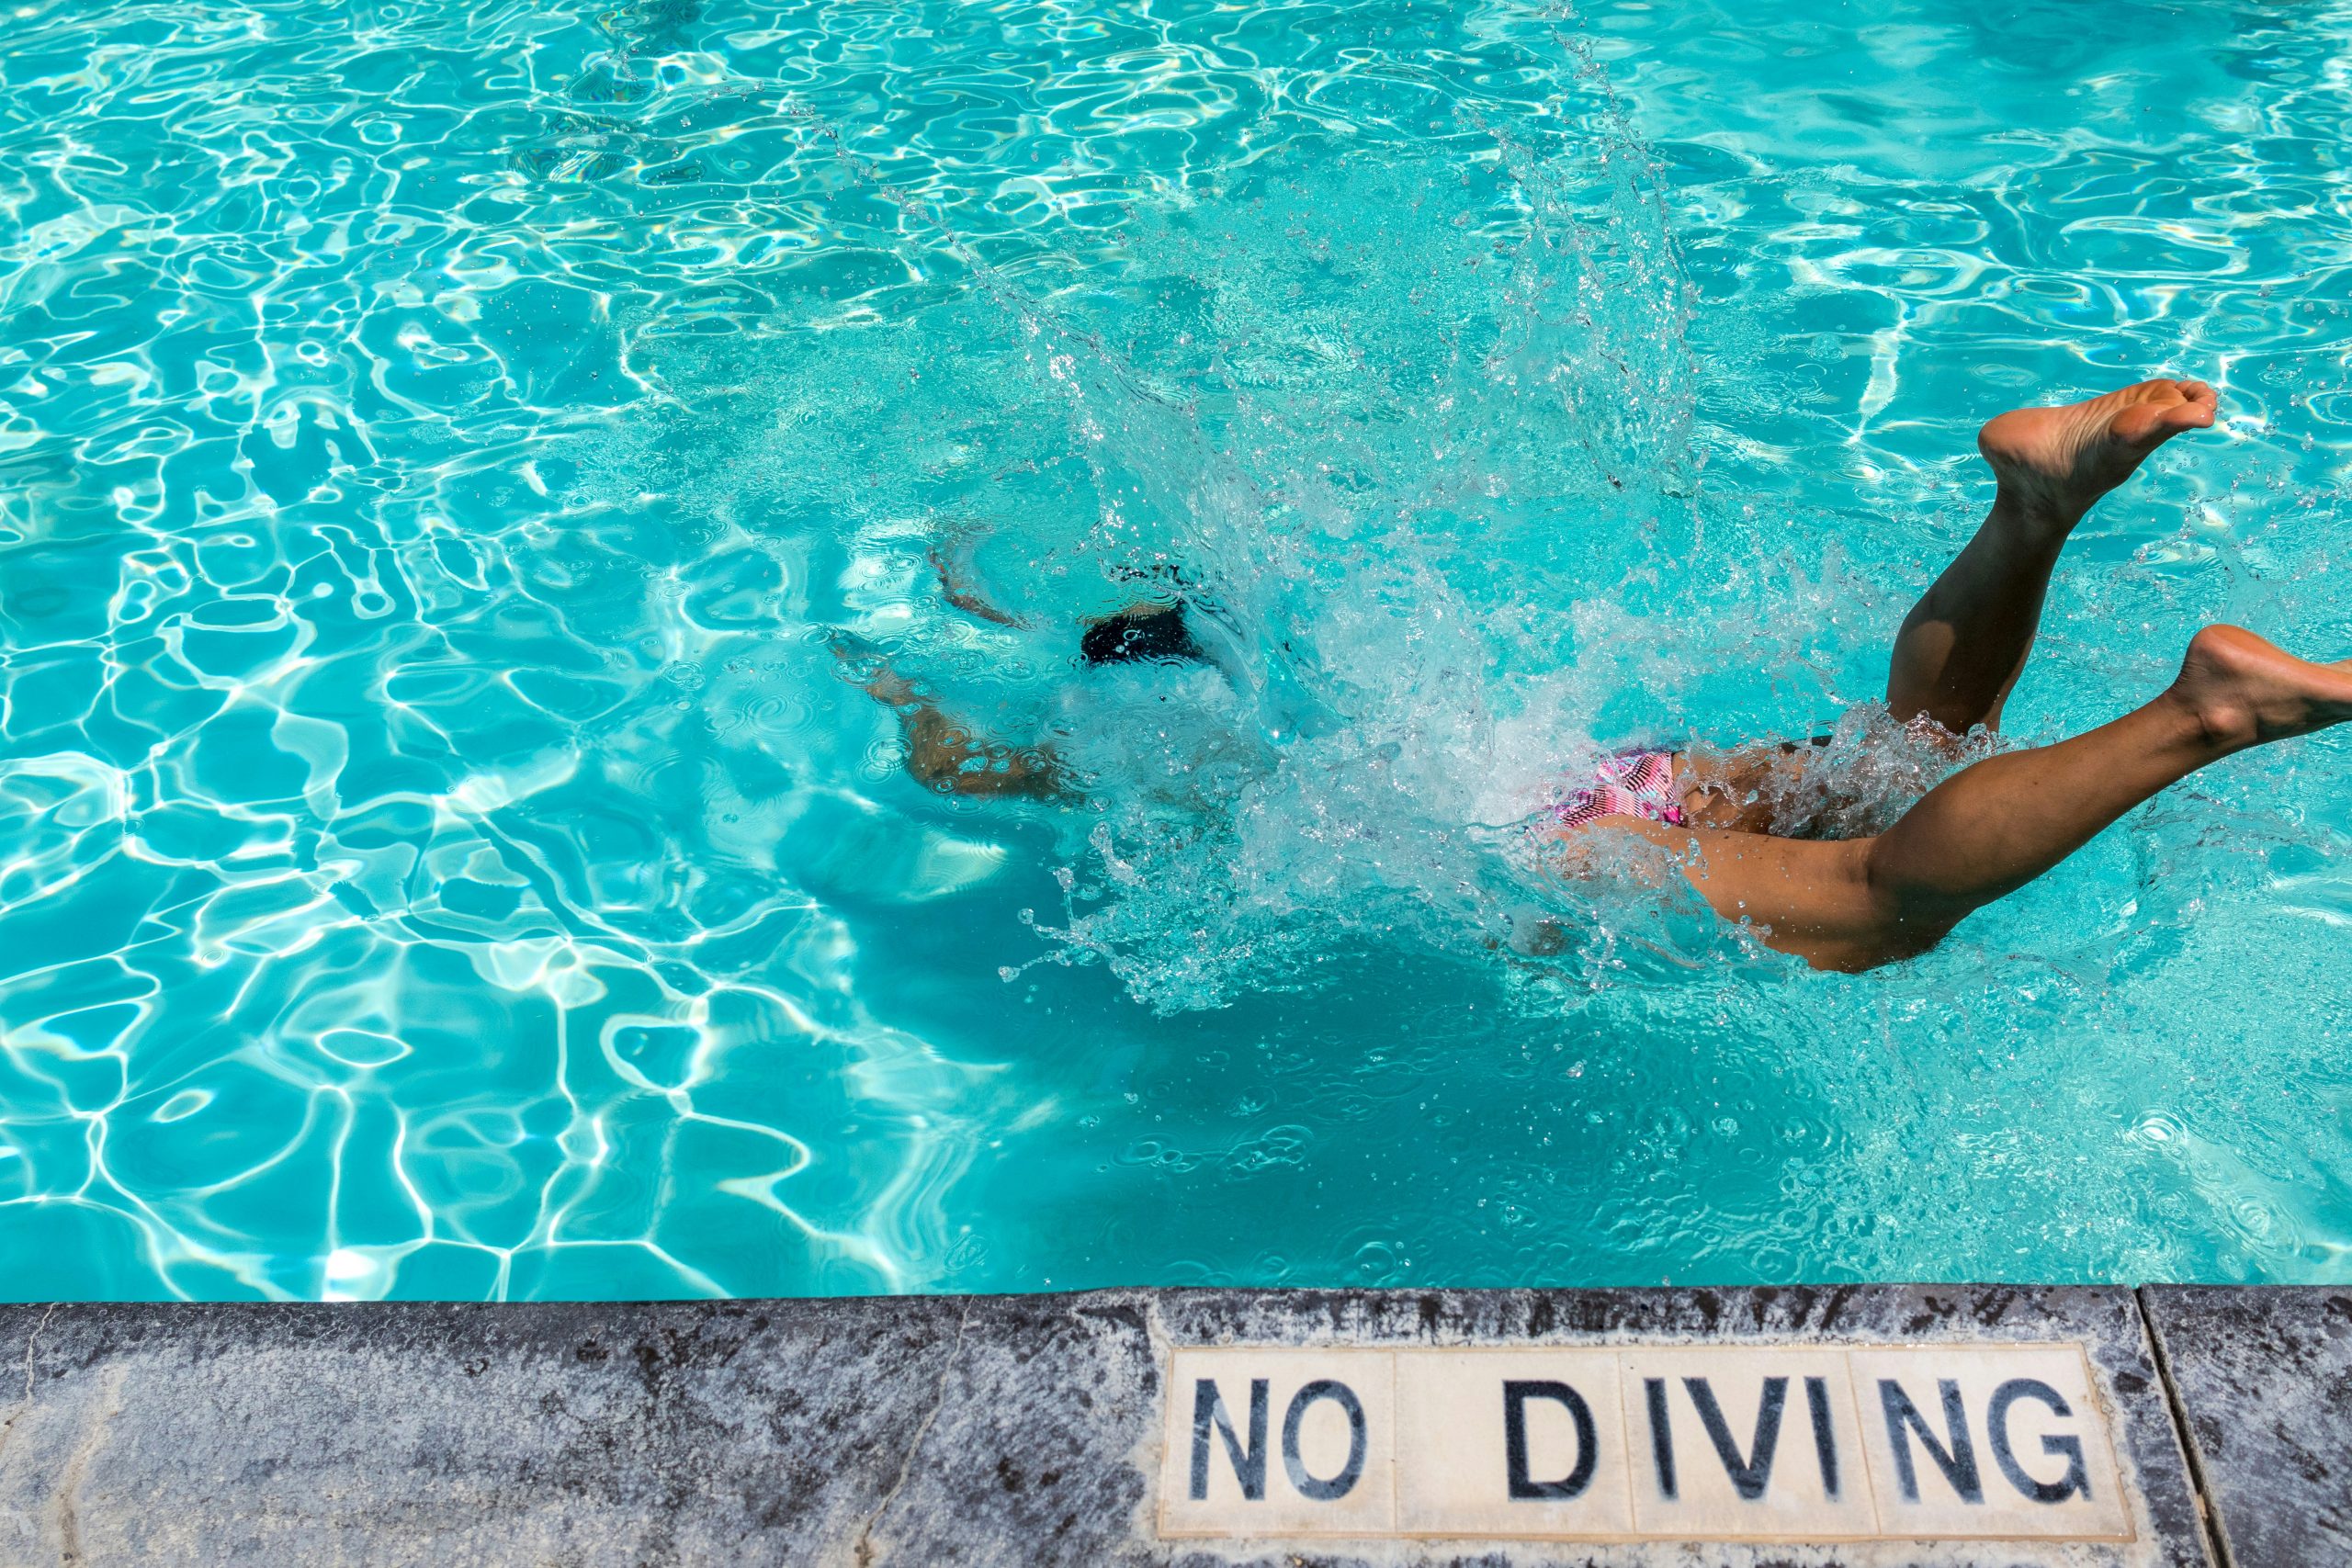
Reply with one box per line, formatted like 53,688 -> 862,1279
0,1282 -> 2337,1565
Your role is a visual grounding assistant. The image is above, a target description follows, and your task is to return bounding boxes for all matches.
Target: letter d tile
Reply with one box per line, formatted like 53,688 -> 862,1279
1393,1349 -> 1633,1537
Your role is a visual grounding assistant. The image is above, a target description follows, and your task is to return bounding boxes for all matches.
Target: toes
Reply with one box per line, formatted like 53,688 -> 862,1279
2159,391 -> 2217,430
2112,404 -> 2193,450
2116,379 -> 2218,440
2160,378 -> 2218,412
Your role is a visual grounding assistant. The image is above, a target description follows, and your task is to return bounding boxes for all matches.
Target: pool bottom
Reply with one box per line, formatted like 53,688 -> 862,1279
3,1282 -> 2332,1563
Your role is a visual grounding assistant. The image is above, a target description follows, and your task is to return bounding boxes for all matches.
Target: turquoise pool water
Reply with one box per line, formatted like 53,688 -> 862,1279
4,0 -> 2349,1301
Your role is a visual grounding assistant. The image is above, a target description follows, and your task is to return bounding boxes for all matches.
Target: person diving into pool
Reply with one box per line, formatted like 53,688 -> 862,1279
842,378 -> 2352,973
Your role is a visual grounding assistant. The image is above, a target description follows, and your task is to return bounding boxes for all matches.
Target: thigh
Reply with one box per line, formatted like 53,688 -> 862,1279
1547,816 -> 1915,971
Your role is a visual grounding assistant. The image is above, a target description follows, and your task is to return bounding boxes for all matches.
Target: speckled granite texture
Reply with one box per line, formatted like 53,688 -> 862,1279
0,1287 -> 2235,1566
2143,1285 -> 2352,1568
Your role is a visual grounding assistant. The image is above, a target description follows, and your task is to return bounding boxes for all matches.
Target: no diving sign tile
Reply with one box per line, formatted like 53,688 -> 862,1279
1159,1341 -> 2132,1542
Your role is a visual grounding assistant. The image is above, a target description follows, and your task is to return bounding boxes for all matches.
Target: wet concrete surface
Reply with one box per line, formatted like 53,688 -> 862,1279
0,1285 -> 2292,1566
2143,1285 -> 2352,1568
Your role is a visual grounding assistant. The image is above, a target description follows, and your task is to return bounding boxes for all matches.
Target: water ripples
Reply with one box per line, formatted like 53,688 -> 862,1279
2,0 -> 2350,1301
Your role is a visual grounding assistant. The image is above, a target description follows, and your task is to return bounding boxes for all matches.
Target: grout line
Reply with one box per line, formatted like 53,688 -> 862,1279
2137,1286 -> 2234,1568
1386,1349 -> 1398,1533
852,1300 -> 973,1568
1836,1345 -> 1886,1536
1612,1348 -> 1642,1534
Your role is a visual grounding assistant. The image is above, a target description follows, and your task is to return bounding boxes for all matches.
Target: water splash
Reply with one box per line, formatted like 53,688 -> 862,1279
3,0 -> 2351,1302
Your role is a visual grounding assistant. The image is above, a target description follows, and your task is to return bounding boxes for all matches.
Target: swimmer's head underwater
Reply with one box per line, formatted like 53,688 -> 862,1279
1079,604 -> 1204,668
841,376 -> 2352,974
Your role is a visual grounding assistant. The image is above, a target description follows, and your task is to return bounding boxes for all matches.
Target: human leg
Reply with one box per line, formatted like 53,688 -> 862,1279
1656,379 -> 2221,839
1885,378 -> 2217,733
1579,626 -> 2352,970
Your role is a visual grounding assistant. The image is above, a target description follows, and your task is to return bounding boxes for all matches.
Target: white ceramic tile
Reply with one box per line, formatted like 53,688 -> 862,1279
1158,1348 -> 1396,1537
1392,1348 -> 1635,1538
1848,1344 -> 2132,1540
1155,1339 -> 2139,1545
1619,1346 -> 1882,1539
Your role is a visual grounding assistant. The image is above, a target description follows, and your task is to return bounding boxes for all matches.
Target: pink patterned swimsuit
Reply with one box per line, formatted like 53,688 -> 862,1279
1547,749 -> 1686,830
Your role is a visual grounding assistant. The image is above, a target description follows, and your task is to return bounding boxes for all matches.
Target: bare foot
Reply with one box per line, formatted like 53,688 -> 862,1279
1978,378 -> 2218,530
2170,625 -> 2352,750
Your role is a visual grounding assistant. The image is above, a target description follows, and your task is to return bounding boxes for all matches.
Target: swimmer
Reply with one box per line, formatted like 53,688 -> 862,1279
845,378 -> 2352,972
836,553 -> 1215,801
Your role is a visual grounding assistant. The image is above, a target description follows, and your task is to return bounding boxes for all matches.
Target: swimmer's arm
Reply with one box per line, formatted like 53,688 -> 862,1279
898,702 -> 1070,800
928,539 -> 1027,627
834,633 -> 1069,800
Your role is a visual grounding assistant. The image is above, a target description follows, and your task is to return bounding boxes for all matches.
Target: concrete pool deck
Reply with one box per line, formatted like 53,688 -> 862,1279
0,1285 -> 2337,1565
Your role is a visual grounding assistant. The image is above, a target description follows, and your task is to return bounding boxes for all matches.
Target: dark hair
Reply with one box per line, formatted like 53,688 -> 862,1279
1080,604 -> 1204,666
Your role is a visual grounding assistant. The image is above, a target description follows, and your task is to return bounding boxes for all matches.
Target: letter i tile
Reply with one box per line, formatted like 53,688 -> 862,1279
1619,1348 -> 1880,1539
